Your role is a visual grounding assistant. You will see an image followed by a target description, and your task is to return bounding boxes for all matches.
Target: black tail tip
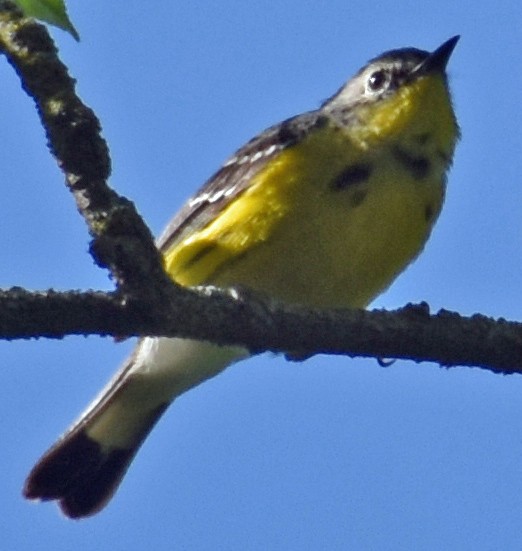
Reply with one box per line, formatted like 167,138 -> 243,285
24,430 -> 134,519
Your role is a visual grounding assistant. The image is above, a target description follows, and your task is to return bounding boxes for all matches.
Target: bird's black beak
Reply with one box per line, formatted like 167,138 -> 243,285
415,35 -> 460,75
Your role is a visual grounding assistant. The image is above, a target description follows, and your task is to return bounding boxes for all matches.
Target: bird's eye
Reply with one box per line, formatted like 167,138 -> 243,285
367,70 -> 389,92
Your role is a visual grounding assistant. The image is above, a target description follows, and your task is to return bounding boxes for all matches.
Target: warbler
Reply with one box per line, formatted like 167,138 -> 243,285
24,36 -> 460,518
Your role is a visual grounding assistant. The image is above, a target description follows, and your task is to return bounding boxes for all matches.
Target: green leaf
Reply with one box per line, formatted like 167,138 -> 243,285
13,0 -> 80,41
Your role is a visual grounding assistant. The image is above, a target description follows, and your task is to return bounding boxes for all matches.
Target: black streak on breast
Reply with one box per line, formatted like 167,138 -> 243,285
392,147 -> 431,180
331,163 -> 372,190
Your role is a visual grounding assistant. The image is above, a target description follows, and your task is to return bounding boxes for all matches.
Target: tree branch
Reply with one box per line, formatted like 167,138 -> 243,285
1,287 -> 522,376
1,2 -> 521,376
0,1 -> 169,298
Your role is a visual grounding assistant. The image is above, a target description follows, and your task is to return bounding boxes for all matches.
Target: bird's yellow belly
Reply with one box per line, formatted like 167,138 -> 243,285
165,134 -> 445,310
211,166 -> 443,308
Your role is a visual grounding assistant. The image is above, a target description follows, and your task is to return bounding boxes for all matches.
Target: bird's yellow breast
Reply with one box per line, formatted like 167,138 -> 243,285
163,113 -> 448,308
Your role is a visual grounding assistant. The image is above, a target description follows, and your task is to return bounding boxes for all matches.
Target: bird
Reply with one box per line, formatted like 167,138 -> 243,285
24,36 -> 460,518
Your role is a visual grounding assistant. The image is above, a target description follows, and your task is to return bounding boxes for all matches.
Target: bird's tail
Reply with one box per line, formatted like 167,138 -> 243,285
24,337 -> 246,518
23,398 -> 168,518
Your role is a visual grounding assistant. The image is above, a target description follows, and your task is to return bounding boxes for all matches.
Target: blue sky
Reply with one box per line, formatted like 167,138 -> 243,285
2,1 -> 522,549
